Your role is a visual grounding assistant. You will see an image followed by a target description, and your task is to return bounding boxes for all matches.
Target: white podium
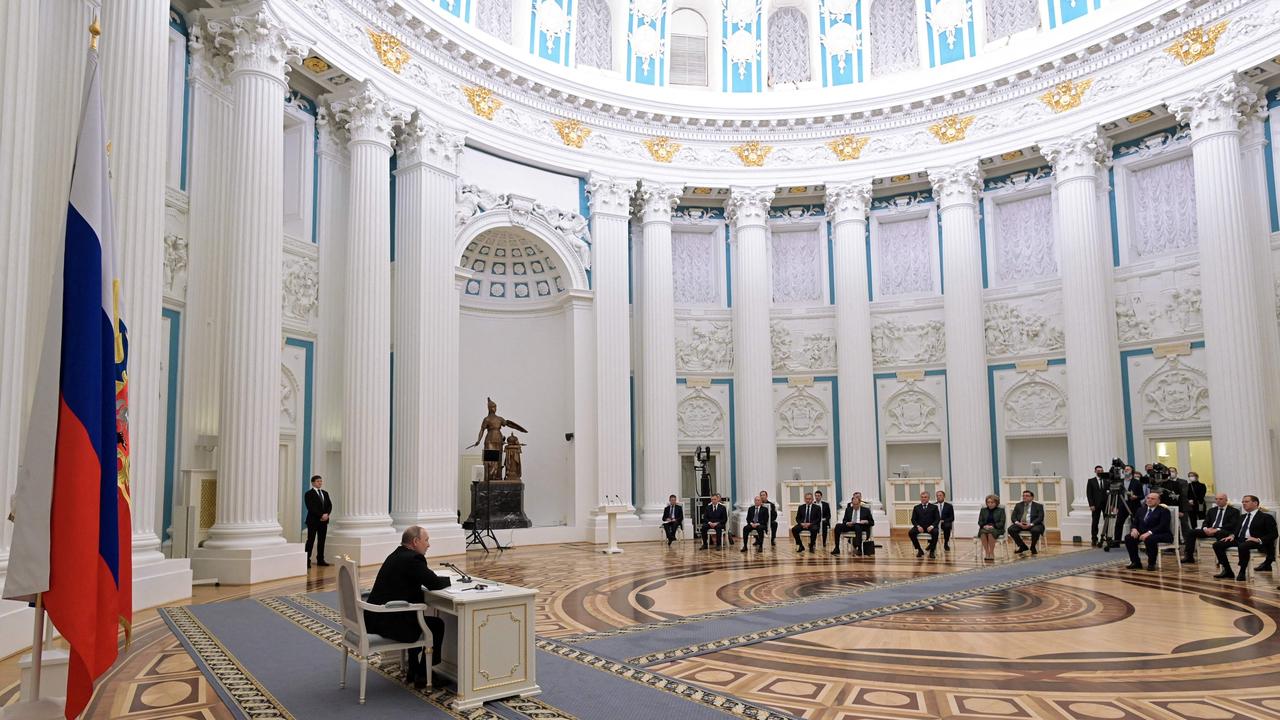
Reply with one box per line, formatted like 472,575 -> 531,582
599,505 -> 630,554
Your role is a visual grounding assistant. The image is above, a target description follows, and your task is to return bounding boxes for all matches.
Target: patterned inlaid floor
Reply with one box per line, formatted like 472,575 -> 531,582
2,538 -> 1275,720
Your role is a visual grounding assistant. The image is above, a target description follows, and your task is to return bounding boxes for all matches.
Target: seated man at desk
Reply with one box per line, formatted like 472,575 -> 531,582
365,526 -> 452,688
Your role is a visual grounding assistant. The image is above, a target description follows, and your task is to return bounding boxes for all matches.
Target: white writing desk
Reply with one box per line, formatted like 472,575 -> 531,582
422,573 -> 540,709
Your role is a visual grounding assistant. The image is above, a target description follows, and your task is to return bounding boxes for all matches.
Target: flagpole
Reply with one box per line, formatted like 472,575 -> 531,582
29,594 -> 44,700
0,594 -> 64,720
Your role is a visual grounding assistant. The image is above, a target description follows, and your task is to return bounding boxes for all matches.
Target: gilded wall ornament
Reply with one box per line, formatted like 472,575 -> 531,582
643,137 -> 682,162
302,55 -> 331,73
366,30 -> 410,74
552,118 -> 592,148
1126,110 -> 1155,124
732,141 -> 772,167
1040,78 -> 1093,113
463,86 -> 502,119
928,114 -> 975,144
826,134 -> 868,161
1165,21 -> 1229,66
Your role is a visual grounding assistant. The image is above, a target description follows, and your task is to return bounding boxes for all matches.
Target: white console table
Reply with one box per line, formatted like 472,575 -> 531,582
599,504 -> 630,554
422,574 -> 540,710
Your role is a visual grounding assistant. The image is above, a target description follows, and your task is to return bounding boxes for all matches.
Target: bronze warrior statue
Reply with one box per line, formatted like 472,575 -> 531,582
467,397 -> 528,483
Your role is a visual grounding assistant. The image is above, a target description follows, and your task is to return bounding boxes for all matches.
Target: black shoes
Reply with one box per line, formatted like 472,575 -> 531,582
915,549 -> 924,558
1015,547 -> 1027,555
1126,563 -> 1142,570
741,547 -> 748,553
1145,564 -> 1157,571
944,544 -> 951,551
1181,556 -> 1196,564
1030,547 -> 1038,555
928,551 -> 936,559
317,560 -> 330,566
1213,571 -> 1234,579
795,545 -> 805,553
1255,563 -> 1273,572
1237,572 -> 1248,582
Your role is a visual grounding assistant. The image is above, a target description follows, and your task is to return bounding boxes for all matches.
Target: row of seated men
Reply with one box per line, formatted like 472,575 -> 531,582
1129,491 -> 1278,580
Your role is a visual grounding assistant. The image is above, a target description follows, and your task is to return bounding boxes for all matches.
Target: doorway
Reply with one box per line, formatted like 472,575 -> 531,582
1151,437 -> 1214,494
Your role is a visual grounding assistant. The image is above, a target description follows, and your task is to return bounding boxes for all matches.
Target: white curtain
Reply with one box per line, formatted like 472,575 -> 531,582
767,8 -> 810,86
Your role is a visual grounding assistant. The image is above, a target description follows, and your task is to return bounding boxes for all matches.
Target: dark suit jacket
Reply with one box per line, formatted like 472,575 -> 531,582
1232,510 -> 1278,546
661,504 -> 684,524
1122,478 -> 1144,513
703,503 -> 727,527
841,504 -> 874,527
1132,504 -> 1172,540
1201,504 -> 1241,532
304,487 -> 332,529
364,546 -> 451,641
1086,476 -> 1106,508
1185,481 -> 1207,518
977,506 -> 1006,534
795,503 -> 821,526
1010,501 -> 1045,529
744,504 -> 769,527
936,501 -> 955,525
816,500 -> 831,525
910,503 -> 940,529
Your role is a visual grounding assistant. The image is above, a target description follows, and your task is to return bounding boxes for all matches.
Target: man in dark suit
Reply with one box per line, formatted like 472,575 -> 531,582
1124,492 -> 1173,570
701,493 -> 727,549
908,491 -> 940,558
792,492 -> 822,552
1112,467 -> 1144,547
1086,466 -> 1107,547
365,526 -> 452,688
831,492 -> 874,555
759,490 -> 779,547
1183,471 -> 1207,530
741,495 -> 768,551
304,474 -> 332,568
1008,490 -> 1046,555
1184,492 -> 1238,564
935,490 -> 955,551
660,494 -> 684,545
1213,495 -> 1278,581
814,491 -> 832,547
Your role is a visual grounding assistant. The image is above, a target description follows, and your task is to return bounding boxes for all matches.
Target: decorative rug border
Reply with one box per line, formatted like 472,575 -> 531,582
624,557 -> 1129,665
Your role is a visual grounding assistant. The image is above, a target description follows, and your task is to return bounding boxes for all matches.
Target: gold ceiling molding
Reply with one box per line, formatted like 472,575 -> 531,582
463,86 -> 502,120
732,141 -> 772,167
552,118 -> 592,148
366,30 -> 410,74
1165,20 -> 1229,66
1126,110 -> 1155,124
890,174 -> 911,183
1000,150 -> 1025,161
1040,78 -> 1093,113
928,115 -> 975,144
642,136 -> 681,163
826,135 -> 869,161
302,55 -> 331,74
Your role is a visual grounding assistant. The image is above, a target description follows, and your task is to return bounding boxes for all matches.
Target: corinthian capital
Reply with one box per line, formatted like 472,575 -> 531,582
315,107 -> 349,159
327,81 -> 409,148
186,18 -> 231,89
201,1 -> 312,82
726,186 -> 776,227
927,160 -> 982,209
585,174 -> 638,217
1166,74 -> 1264,139
824,180 -> 873,224
396,111 -> 465,173
1038,127 -> 1112,182
638,182 -> 684,224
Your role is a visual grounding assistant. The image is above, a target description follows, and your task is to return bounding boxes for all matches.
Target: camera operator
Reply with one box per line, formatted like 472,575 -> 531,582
1110,464 -> 1144,548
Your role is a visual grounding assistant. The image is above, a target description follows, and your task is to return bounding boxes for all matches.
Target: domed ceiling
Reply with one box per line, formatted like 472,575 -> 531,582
460,227 -> 568,304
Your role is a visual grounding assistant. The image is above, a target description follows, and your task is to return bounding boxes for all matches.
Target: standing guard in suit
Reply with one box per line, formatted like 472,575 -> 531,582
365,527 -> 451,688
814,491 -> 832,548
660,494 -> 684,545
1112,468 -> 1144,547
1185,493 -> 1239,564
935,490 -> 955,551
908,491 -> 940,558
759,490 -> 779,547
742,495 -> 769,551
1086,466 -> 1107,547
791,492 -> 822,552
831,492 -> 874,555
1124,492 -> 1173,571
1008,490 -> 1046,555
701,494 -> 728,549
1213,495 -> 1278,581
1184,471 -> 1208,530
304,475 -> 332,569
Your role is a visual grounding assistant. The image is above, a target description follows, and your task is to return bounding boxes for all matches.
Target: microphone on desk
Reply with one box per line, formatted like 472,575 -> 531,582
441,562 -> 472,583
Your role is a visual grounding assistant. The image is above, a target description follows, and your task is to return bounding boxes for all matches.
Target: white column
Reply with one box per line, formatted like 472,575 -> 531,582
728,186 -> 777,524
563,290 -> 599,530
192,6 -> 310,584
1039,128 -> 1126,540
325,82 -> 404,564
102,0 -> 194,605
929,161 -> 991,525
390,111 -> 467,556
1240,113 -> 1280,510
1168,76 -> 1277,505
825,180 -> 887,534
314,110 -> 349,501
636,181 -> 683,523
585,174 -> 642,536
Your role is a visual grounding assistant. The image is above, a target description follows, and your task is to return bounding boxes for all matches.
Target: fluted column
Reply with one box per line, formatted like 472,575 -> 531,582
326,82 -> 404,563
391,112 -> 467,556
314,111 -> 349,492
929,161 -> 991,524
636,181 -> 683,523
586,174 -> 640,531
1167,76 -> 1277,504
194,5 -> 310,584
728,186 -> 777,520
826,180 -> 884,529
1040,128 -> 1126,536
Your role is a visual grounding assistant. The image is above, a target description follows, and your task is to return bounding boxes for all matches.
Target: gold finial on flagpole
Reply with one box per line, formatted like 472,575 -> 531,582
89,17 -> 101,50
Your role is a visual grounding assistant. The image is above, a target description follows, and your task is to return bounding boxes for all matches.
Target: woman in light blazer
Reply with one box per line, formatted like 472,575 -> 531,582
977,494 -> 1006,561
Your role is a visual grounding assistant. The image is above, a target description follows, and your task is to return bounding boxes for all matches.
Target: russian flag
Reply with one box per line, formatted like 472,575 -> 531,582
2,36 -> 132,720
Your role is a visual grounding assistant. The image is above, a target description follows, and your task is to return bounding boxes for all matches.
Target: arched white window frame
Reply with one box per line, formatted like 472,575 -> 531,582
669,6 -> 710,87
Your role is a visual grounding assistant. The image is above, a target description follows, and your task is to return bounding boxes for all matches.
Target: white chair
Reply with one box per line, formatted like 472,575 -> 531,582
336,558 -> 434,704
973,531 -> 1011,563
1151,505 -> 1181,571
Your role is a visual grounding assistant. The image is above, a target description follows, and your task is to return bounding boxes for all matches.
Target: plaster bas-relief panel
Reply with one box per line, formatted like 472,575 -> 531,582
282,252 -> 320,326
770,227 -> 824,305
1002,373 -> 1068,432
773,383 -> 832,441
1128,155 -> 1198,260
869,308 -> 946,367
676,383 -> 730,443
280,343 -> 309,434
769,316 -> 837,372
675,318 -> 734,373
1113,264 -> 1203,344
874,215 -> 935,298
878,376 -> 946,440
1124,349 -> 1211,443
991,192 -> 1056,285
983,293 -> 1065,358
163,191 -> 189,302
672,229 -> 722,306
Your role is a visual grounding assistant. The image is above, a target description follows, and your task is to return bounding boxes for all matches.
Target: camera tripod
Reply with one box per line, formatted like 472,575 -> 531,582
465,477 -> 508,553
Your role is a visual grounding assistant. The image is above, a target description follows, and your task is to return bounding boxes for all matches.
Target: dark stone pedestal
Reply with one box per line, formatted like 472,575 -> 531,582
463,481 -> 532,530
